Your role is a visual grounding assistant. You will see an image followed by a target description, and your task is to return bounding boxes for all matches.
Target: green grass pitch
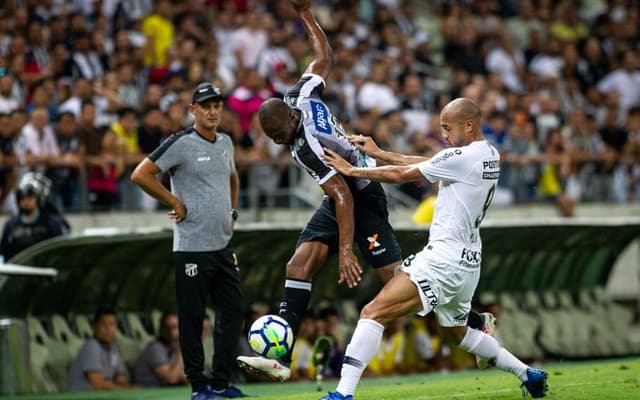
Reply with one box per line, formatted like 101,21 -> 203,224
7,358 -> 638,400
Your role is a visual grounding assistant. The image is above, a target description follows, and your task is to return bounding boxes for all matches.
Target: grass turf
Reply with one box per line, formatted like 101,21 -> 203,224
7,358 -> 639,400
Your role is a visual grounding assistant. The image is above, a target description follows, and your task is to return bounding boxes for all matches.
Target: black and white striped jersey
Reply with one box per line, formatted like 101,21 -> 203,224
284,73 -> 375,191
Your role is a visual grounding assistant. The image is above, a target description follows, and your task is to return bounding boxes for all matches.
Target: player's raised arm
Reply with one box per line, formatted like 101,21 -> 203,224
291,0 -> 333,81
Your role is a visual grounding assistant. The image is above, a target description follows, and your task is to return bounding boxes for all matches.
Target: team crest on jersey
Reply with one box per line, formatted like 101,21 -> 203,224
310,100 -> 332,134
185,263 -> 198,277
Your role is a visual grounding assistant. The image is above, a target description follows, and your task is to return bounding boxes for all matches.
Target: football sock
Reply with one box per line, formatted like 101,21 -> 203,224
459,327 -> 528,381
467,311 -> 483,330
336,319 -> 384,396
278,278 -> 312,364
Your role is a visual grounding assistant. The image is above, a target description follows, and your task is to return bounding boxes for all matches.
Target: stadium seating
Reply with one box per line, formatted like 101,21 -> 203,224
29,342 -> 56,393
125,312 -> 153,346
150,309 -> 162,335
49,314 -> 84,356
26,316 -> 72,392
72,314 -> 93,339
497,292 -> 543,360
488,287 -> 638,360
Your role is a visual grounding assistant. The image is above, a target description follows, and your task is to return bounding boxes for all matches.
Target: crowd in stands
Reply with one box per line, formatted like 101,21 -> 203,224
0,0 -> 638,217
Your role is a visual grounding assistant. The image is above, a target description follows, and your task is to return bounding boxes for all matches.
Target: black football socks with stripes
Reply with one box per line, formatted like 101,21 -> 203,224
278,278 -> 312,365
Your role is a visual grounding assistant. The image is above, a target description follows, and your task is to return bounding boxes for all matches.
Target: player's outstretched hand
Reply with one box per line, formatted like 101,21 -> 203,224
338,250 -> 363,288
348,135 -> 382,157
323,147 -> 353,175
291,0 -> 311,11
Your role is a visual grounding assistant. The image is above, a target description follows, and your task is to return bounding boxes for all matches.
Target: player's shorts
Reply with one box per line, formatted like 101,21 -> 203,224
401,245 -> 480,327
297,182 -> 402,268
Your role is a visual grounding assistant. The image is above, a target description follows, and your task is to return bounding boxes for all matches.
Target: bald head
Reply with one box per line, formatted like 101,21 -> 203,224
258,98 -> 293,143
442,98 -> 481,125
439,98 -> 483,146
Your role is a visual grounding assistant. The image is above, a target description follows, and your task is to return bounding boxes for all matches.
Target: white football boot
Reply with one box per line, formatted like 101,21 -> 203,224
236,355 -> 291,382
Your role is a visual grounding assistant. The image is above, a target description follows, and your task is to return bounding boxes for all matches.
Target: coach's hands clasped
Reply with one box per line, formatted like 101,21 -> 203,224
338,249 -> 363,288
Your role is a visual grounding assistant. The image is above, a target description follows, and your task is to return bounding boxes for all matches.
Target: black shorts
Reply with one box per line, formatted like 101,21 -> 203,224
297,182 -> 402,268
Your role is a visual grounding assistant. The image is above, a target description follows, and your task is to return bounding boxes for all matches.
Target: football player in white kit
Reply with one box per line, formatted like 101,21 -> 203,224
321,98 -> 548,400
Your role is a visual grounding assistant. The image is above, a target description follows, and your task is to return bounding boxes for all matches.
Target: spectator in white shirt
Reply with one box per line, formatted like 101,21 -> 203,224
230,10 -> 268,70
485,31 -> 525,93
357,60 -> 399,115
0,73 -> 20,114
16,107 -> 60,176
597,50 -> 640,114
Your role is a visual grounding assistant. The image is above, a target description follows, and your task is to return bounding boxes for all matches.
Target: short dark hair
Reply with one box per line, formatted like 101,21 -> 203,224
628,106 -> 640,117
117,106 -> 138,119
56,111 -> 76,122
159,311 -> 177,329
143,105 -> 162,115
92,306 -> 117,325
81,99 -> 95,109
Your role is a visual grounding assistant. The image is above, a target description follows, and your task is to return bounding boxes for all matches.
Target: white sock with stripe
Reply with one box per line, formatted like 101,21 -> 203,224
336,319 -> 384,396
459,327 -> 528,381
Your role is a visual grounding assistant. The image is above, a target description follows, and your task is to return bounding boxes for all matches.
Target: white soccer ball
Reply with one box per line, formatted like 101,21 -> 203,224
248,314 -> 294,359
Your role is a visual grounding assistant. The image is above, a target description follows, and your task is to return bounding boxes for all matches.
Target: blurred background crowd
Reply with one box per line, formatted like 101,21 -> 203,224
0,0 -> 639,218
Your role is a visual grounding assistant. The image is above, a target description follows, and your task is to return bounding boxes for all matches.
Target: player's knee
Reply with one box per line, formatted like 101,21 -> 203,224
359,301 -> 391,325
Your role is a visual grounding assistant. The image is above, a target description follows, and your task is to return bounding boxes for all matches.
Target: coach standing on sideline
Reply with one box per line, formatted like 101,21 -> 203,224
131,82 -> 247,400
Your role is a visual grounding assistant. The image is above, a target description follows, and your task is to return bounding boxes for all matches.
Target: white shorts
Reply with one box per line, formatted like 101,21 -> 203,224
401,247 -> 480,327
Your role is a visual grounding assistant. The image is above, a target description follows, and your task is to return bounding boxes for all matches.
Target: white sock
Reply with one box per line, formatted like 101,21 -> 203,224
459,327 -> 528,381
336,319 -> 384,396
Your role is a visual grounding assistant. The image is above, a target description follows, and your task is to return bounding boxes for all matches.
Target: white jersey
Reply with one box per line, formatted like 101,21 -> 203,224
417,140 -> 500,270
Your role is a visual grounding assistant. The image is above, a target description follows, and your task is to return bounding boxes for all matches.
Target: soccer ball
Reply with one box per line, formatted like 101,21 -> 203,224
248,314 -> 294,359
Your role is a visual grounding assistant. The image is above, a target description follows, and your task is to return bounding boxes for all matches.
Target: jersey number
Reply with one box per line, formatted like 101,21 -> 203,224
474,184 -> 496,228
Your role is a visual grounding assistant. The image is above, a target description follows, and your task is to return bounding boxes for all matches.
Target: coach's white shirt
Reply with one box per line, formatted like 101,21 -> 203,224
417,140 -> 500,270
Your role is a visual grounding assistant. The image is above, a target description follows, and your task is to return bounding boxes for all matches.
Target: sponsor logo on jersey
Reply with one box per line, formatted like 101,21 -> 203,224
417,279 -> 438,307
367,233 -> 380,250
482,171 -> 500,179
310,100 -> 332,134
197,156 -> 210,162
431,150 -> 458,165
482,159 -> 500,179
185,263 -> 198,277
459,248 -> 481,268
483,160 -> 499,169
368,233 -> 387,255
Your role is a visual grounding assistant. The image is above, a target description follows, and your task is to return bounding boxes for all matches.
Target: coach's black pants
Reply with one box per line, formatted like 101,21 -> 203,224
175,247 -> 243,391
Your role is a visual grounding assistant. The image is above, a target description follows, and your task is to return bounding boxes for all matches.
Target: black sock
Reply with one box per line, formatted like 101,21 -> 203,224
278,278 -> 312,364
467,311 -> 483,330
